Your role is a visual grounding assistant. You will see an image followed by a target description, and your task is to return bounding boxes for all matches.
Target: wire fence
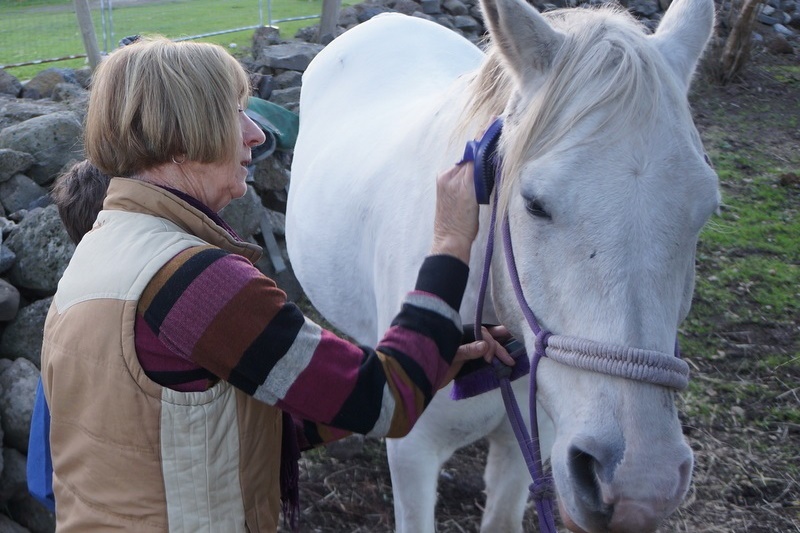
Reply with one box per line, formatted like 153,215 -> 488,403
0,0 -> 323,78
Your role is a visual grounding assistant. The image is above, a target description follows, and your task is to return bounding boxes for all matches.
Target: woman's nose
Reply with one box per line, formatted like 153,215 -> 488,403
242,113 -> 267,147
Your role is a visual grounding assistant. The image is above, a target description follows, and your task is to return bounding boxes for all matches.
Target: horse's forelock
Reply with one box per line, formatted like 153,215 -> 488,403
463,5 -> 685,216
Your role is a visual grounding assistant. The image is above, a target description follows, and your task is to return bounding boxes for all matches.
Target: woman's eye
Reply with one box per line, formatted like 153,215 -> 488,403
525,198 -> 551,220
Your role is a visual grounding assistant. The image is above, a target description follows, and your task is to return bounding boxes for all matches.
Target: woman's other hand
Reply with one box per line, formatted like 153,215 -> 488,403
430,162 -> 479,264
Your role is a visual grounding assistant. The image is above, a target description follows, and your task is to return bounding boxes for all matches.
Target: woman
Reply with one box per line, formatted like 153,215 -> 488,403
40,37 -> 511,531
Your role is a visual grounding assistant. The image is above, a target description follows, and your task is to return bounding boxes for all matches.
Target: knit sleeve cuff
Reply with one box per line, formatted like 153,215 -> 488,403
414,255 -> 469,311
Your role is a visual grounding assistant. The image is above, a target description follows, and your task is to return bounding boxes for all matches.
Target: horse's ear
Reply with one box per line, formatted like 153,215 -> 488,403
649,0 -> 715,89
481,0 -> 566,84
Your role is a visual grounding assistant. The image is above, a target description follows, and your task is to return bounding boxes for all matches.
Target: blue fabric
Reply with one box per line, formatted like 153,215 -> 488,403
27,378 -> 55,512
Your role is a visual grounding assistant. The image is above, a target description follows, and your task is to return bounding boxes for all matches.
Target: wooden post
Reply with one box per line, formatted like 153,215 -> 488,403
318,0 -> 341,44
718,0 -> 764,84
74,0 -> 102,71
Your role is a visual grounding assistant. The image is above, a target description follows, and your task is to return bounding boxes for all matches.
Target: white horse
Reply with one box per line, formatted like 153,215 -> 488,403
286,0 -> 719,530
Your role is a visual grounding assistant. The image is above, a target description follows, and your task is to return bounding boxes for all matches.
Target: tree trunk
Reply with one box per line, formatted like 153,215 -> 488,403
717,0 -> 764,84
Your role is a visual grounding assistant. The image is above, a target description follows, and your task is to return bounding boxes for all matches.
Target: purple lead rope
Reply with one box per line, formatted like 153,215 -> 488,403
473,173 -> 559,533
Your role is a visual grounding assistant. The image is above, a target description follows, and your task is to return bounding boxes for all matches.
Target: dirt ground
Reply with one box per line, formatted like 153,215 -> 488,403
286,47 -> 800,533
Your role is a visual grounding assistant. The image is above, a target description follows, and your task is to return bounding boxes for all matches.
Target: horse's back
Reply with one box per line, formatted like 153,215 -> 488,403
296,13 -> 481,128
287,14 -> 482,342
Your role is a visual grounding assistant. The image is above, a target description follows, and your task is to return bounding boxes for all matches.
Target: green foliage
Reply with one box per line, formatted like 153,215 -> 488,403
680,76 -> 799,433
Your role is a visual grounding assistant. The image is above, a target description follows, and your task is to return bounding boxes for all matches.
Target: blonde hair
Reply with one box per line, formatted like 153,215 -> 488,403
85,36 -> 251,177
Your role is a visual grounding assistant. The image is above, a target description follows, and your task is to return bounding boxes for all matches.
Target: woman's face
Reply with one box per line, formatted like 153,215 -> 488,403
182,108 -> 266,212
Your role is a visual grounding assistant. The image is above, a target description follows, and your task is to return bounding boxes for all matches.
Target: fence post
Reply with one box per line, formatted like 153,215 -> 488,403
318,0 -> 341,44
74,0 -> 102,70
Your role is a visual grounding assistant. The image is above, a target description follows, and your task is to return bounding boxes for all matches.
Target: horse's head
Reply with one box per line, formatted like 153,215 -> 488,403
476,0 -> 720,530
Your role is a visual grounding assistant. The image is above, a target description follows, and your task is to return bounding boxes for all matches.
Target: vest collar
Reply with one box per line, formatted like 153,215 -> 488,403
103,177 -> 263,264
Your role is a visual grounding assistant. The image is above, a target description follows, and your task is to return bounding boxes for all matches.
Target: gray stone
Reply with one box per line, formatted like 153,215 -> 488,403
0,278 -> 21,321
413,10 -> 439,22
250,73 -> 274,100
0,217 -> 17,238
252,155 -> 291,193
766,32 -> 795,53
454,14 -> 480,31
252,25 -> 283,51
8,495 -> 56,533
337,6 -> 360,26
0,96 -> 68,132
0,448 -> 26,503
443,0 -> 469,15
5,205 -> 75,295
0,149 -> 35,183
0,69 -> 23,98
0,174 -> 48,214
219,186 -> 264,241
293,25 -> 320,43
73,67 -> 92,89
51,82 -> 89,106
0,297 -> 51,365
268,87 -> 301,113
356,4 -> 393,22
629,0 -> 660,17
394,0 -> 422,14
266,209 -> 286,237
0,511 -> 29,533
0,357 -> 38,453
273,70 -> 303,90
435,14 -> 457,30
21,68 -> 78,100
0,111 -> 83,186
758,12 -> 781,24
318,28 -> 344,46
773,22 -> 795,35
0,244 -> 16,273
254,42 -> 324,72
421,0 -> 443,14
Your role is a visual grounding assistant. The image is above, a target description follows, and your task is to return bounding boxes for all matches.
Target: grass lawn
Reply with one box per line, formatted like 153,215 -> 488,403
680,59 -> 800,435
1,0 -> 346,80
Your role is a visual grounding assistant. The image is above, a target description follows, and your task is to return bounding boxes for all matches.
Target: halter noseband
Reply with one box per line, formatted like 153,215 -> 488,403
459,117 -> 690,533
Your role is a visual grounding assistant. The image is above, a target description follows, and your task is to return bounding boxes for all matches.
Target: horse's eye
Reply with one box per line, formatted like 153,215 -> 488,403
525,198 -> 551,219
703,153 -> 713,168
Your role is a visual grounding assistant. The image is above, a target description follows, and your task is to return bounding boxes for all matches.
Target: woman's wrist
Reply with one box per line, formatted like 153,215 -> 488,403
430,235 -> 472,264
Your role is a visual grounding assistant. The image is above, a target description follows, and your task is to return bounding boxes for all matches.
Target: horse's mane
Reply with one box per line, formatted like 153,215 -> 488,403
460,5 -> 690,212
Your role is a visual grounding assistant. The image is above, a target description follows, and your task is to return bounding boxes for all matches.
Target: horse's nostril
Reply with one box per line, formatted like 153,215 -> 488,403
568,445 -> 612,519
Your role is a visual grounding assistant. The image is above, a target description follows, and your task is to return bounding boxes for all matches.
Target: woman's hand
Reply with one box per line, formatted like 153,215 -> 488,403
440,325 -> 517,388
430,162 -> 479,264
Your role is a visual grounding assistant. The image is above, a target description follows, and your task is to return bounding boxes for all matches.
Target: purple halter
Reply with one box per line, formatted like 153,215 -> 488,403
458,118 -> 690,532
